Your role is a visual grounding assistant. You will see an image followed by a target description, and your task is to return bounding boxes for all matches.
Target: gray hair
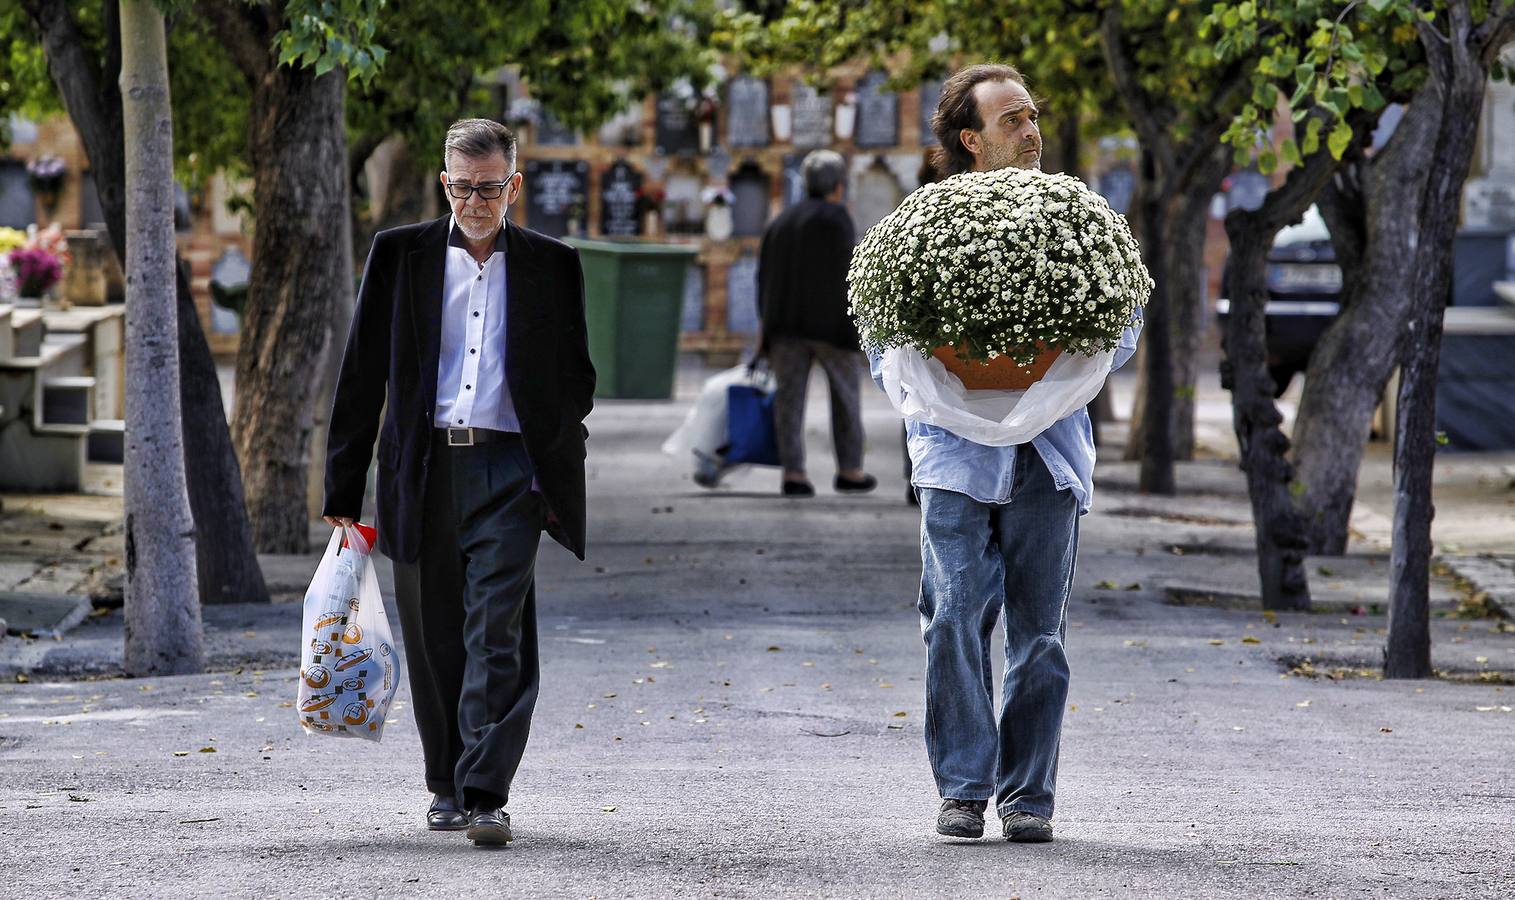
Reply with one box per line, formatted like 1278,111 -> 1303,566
802,149 -> 847,198
443,118 -> 517,171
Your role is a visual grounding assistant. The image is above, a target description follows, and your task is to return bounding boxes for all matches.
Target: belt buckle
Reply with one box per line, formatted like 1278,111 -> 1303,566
447,427 -> 474,447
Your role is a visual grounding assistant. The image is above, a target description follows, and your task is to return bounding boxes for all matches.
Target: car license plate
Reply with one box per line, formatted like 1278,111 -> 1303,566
1268,263 -> 1342,292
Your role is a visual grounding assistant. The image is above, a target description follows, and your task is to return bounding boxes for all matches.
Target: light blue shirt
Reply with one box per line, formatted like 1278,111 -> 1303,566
870,310 -> 1142,514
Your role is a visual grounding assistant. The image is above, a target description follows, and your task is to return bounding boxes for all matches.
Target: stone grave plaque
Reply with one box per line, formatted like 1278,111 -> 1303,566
854,70 -> 900,149
680,263 -> 705,332
850,158 -> 905,234
599,160 -> 644,237
525,159 -> 588,238
535,111 -> 577,146
726,254 -> 761,333
782,154 -> 807,208
730,162 -> 771,237
1097,166 -> 1136,216
920,79 -> 943,146
1226,168 -> 1269,213
663,171 -> 704,235
726,76 -> 770,148
791,83 -> 833,149
655,93 -> 700,155
0,160 -> 35,229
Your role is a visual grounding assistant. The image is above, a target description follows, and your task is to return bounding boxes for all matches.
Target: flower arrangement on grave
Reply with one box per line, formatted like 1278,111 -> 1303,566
0,224 -> 71,301
26,155 -> 67,210
847,166 -> 1152,390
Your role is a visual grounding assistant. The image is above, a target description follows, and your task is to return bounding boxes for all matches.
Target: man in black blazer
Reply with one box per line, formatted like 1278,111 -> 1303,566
323,118 -> 594,847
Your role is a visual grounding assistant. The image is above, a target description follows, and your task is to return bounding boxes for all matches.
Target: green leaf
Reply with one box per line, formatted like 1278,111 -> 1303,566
1280,138 -> 1301,166
1328,120 -> 1352,159
1258,148 -> 1278,174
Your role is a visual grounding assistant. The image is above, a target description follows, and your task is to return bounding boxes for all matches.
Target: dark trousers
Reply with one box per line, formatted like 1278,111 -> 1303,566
391,431 -> 543,807
767,336 -> 865,474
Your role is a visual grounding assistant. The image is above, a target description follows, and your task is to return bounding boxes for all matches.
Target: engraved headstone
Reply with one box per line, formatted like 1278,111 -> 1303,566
0,160 -> 35,229
655,93 -> 700,155
726,254 -> 761,333
524,159 -> 589,238
920,79 -> 943,146
726,76 -> 770,148
850,157 -> 905,234
680,263 -> 705,332
1464,69 -> 1515,228
854,70 -> 900,149
730,162 -> 771,237
1097,166 -> 1137,216
599,160 -> 644,237
791,83 -> 833,149
1225,168 -> 1269,213
781,154 -> 807,208
663,171 -> 704,235
535,111 -> 577,146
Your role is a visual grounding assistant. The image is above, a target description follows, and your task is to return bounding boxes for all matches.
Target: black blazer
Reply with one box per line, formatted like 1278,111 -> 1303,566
756,198 -> 859,352
323,216 -> 596,562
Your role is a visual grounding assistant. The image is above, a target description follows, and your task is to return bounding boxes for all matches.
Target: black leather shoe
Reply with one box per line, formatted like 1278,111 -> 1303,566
467,807 -> 513,846
834,473 -> 878,494
781,480 -> 815,497
427,794 -> 469,831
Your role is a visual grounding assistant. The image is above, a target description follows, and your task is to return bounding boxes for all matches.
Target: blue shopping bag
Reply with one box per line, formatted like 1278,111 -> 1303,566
724,382 -> 781,466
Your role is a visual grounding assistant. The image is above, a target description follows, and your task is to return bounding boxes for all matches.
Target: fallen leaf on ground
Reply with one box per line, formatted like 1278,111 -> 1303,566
892,711 -> 907,718
1241,636 -> 1261,645
198,747 -> 216,753
1209,640 -> 1225,646
1094,580 -> 1118,590
1379,727 -> 1393,733
172,751 -> 189,757
1296,700 -> 1311,708
601,806 -> 617,813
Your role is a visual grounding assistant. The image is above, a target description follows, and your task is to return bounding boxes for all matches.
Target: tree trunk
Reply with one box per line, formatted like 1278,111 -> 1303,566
23,0 -> 268,604
1134,176 -> 1176,494
119,0 -> 203,675
1385,1 -> 1509,677
231,61 -> 352,554
1222,224 -> 1311,610
1289,86 -> 1441,557
177,260 -> 269,603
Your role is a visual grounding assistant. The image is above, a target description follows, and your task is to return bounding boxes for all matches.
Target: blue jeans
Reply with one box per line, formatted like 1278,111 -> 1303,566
916,450 -> 1079,820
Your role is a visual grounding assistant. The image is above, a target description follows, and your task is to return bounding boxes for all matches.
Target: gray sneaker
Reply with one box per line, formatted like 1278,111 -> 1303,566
1002,811 -> 1053,843
936,798 -> 987,838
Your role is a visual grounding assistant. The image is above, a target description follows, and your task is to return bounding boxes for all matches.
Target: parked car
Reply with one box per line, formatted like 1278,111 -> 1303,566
1216,205 -> 1341,397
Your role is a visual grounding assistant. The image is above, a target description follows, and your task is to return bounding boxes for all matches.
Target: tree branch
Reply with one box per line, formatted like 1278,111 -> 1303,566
193,0 -> 272,83
1099,4 -> 1176,179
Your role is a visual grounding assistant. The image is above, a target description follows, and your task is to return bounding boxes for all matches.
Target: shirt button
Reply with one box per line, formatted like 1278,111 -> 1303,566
457,419 -> 463,425
473,311 -> 480,317
470,349 -> 476,354
465,385 -> 471,390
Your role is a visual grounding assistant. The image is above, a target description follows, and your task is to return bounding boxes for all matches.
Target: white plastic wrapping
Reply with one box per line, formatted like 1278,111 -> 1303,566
297,526 -> 401,742
661,364 -> 775,460
879,346 -> 1115,447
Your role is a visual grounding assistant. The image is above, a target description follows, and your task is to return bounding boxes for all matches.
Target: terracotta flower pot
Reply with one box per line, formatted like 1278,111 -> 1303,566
931,344 -> 1062,391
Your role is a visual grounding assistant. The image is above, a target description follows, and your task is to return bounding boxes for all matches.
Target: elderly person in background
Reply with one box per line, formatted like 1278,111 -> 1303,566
756,149 -> 877,497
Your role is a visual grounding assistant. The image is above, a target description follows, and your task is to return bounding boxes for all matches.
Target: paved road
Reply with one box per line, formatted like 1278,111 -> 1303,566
2,372 -> 1512,898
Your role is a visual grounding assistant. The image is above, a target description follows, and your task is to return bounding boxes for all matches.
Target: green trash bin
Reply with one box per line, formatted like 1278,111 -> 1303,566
567,237 -> 698,399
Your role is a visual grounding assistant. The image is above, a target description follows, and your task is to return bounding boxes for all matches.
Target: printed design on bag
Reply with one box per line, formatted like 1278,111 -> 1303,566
310,638 -> 334,656
340,676 -> 365,693
348,596 -> 360,612
335,648 -> 371,671
314,611 -> 345,631
342,623 -> 363,644
379,642 -> 392,657
300,693 -> 336,713
342,701 -> 369,726
303,665 -> 331,689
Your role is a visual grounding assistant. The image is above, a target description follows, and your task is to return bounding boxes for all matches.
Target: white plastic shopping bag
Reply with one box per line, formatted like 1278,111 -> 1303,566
879,346 -> 1115,447
661,364 -> 775,460
297,524 -> 401,741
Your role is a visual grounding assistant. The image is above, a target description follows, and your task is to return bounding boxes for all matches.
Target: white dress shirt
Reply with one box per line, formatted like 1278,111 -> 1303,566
434,220 -> 521,433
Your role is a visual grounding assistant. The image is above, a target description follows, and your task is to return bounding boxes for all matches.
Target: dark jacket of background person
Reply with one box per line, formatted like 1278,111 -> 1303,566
323,215 -> 596,562
756,198 -> 860,352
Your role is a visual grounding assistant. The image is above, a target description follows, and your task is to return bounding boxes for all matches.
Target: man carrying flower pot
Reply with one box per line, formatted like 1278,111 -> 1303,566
876,63 -> 1143,843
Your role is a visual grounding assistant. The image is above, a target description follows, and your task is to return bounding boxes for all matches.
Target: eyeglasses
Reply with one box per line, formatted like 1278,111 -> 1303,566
444,176 -> 514,201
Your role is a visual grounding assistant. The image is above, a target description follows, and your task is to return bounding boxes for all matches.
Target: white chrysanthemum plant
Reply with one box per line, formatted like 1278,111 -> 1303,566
849,167 -> 1152,446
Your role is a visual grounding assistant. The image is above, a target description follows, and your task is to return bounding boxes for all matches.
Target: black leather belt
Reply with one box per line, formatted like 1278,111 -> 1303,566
436,426 -> 519,447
